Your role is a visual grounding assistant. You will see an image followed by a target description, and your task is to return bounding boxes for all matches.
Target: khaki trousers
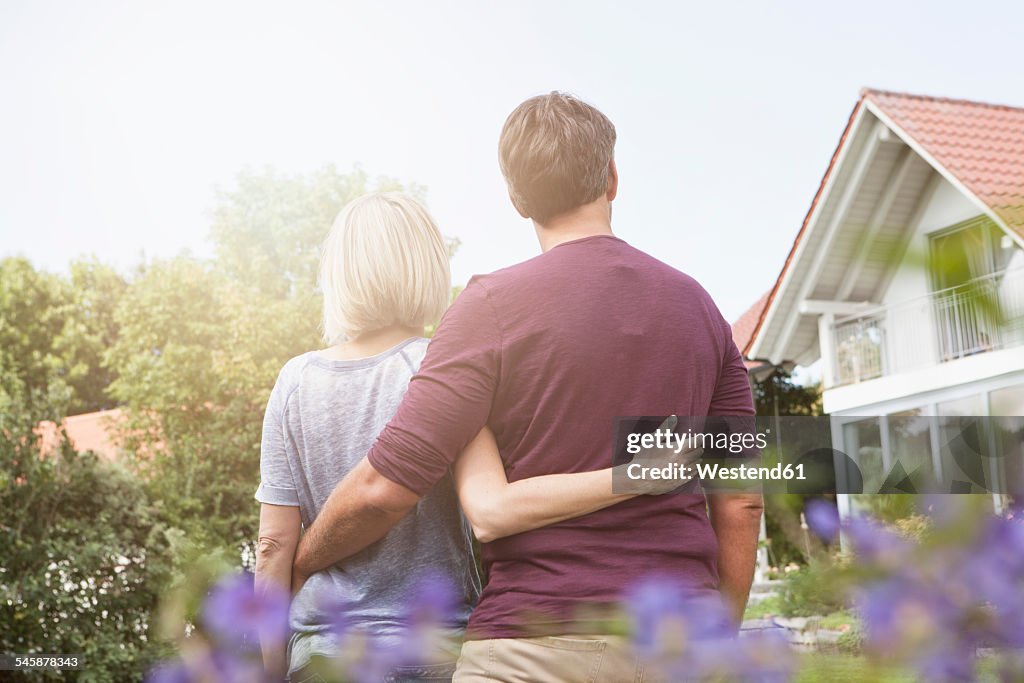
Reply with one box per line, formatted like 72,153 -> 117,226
453,635 -> 663,683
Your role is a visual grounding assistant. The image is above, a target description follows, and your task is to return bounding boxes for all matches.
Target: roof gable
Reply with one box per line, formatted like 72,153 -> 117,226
865,89 -> 1024,236
743,88 -> 1024,362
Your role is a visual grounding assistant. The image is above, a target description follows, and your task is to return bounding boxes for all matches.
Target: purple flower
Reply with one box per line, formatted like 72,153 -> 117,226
846,516 -> 911,568
316,593 -> 354,637
856,579 -> 950,654
201,571 -> 290,649
203,650 -> 267,683
804,499 -> 840,542
625,574 -> 692,657
695,629 -> 795,683
916,642 -> 977,683
625,575 -> 732,658
391,570 -> 461,666
145,661 -> 192,683
625,574 -> 794,681
146,651 -> 266,683
406,570 -> 459,627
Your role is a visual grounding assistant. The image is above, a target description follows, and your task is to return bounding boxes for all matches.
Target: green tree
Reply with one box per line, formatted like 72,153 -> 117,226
0,257 -> 72,421
55,258 -> 128,414
0,256 -> 127,419
105,256 -> 310,549
209,165 -> 424,299
0,378 -> 174,683
753,367 -> 821,418
106,166 -> 431,554
752,368 -> 824,567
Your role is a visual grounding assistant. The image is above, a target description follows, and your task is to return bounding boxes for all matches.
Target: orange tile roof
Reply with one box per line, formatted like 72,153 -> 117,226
731,291 -> 771,367
867,89 -> 1024,235
739,88 -> 1024,359
36,408 -> 125,461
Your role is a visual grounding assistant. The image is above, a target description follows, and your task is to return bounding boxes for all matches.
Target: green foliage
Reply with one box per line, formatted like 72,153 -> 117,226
742,594 -> 783,620
57,258 -> 128,414
864,494 -> 921,524
753,368 -> 821,418
834,626 -> 864,655
795,654 -> 914,682
818,609 -> 856,630
1,165 -> 444,677
778,559 -> 849,617
105,166 -> 433,553
0,386 -> 174,682
0,256 -> 126,419
105,255 -> 317,549
753,370 -> 823,568
763,493 -> 813,567
209,165 -> 426,299
0,257 -> 73,421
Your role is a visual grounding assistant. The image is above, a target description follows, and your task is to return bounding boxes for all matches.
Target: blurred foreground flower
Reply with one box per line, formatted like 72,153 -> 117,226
804,499 -> 840,542
626,574 -> 795,682
146,647 -> 267,683
202,572 -> 290,649
839,501 -> 1024,682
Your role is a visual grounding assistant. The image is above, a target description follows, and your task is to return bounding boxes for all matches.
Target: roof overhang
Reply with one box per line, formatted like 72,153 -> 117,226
745,89 -> 1024,367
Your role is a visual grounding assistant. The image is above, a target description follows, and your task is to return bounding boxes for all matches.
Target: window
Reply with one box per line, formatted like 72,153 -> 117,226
990,385 -> 1024,499
929,219 -> 1013,360
929,218 -> 1006,290
936,395 -> 991,493
887,409 -> 934,485
843,418 -> 884,493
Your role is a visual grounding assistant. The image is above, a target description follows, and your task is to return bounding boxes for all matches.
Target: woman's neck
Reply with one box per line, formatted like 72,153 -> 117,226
322,325 -> 424,360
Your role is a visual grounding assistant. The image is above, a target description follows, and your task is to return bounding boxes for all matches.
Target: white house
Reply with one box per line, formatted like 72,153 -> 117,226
737,88 -> 1024,510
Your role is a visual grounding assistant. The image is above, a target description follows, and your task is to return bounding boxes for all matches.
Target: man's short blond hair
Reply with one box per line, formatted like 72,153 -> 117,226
319,192 -> 450,344
498,91 -> 617,224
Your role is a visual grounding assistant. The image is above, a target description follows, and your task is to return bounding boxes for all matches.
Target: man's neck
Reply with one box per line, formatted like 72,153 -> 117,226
533,202 -> 614,252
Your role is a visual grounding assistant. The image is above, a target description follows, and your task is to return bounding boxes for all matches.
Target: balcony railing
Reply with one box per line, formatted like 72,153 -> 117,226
830,267 -> 1024,387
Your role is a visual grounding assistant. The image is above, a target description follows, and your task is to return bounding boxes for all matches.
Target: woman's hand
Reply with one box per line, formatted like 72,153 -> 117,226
614,416 -> 704,495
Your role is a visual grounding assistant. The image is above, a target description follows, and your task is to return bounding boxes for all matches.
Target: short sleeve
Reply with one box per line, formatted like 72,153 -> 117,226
367,279 -> 502,495
255,370 -> 300,507
709,312 -> 756,417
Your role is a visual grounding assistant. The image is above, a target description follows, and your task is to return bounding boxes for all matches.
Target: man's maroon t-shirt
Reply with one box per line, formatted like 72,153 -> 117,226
367,234 -> 754,639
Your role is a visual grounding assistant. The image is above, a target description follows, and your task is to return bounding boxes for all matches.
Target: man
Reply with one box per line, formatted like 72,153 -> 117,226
292,91 -> 763,681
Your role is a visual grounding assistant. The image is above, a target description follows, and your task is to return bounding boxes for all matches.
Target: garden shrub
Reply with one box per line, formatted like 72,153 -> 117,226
0,416 -> 176,682
778,559 -> 849,617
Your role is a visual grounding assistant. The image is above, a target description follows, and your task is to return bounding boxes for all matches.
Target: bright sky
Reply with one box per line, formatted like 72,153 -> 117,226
2,0 -> 1022,321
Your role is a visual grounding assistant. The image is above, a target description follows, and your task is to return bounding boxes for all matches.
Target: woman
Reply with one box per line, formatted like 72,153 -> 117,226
254,193 -> 681,682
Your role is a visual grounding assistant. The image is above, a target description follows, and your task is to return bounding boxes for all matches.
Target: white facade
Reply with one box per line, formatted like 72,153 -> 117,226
823,173 -> 1024,417
746,98 -> 1024,515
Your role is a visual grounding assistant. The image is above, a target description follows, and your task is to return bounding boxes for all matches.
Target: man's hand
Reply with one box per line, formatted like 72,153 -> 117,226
291,457 -> 420,582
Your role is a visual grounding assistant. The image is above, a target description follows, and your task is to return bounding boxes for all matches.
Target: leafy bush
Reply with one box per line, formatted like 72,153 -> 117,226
0,399 -> 175,682
778,559 -> 849,617
835,624 -> 864,655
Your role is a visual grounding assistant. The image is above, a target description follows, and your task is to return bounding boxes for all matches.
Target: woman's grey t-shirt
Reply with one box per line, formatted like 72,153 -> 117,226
256,337 -> 481,675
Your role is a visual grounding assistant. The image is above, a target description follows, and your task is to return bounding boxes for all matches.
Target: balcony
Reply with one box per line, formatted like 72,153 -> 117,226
829,267 -> 1024,387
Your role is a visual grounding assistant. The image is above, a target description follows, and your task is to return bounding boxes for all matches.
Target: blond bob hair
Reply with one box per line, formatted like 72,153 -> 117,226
319,192 -> 450,344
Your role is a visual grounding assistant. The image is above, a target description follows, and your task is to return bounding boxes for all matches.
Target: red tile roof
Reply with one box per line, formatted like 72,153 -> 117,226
867,89 -> 1024,235
732,291 -> 771,367
37,408 -> 125,461
738,88 -> 1024,359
